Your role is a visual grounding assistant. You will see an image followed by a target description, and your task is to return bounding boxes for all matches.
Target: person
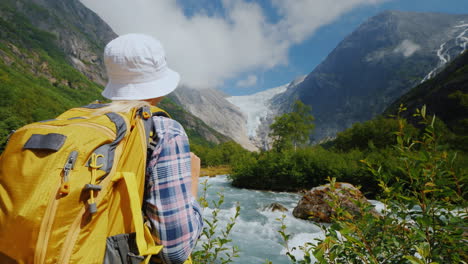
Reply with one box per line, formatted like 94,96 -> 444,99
100,33 -> 203,264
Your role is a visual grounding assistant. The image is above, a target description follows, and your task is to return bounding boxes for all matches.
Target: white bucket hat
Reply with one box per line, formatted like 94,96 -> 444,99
102,33 -> 180,100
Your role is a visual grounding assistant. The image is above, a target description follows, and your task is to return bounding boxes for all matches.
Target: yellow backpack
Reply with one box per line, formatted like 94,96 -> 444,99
0,103 -> 168,264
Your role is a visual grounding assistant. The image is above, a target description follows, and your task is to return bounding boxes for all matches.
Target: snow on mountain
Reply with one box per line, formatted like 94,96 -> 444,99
227,84 -> 288,138
226,76 -> 306,149
421,21 -> 468,82
276,11 -> 468,142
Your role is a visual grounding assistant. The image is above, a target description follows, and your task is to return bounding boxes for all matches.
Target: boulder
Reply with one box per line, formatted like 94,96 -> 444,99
292,182 -> 376,223
263,202 -> 288,212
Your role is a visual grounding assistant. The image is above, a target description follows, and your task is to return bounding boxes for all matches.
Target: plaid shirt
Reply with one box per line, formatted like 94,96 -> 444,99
145,116 -> 203,264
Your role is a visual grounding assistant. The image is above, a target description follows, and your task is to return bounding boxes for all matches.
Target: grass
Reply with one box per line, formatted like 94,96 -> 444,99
200,166 -> 231,177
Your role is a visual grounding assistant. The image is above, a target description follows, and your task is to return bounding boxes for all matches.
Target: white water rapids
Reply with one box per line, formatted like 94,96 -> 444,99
195,175 -> 383,263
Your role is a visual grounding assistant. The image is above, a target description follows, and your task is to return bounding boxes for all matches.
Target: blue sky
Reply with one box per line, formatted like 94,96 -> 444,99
81,0 -> 468,96
220,0 -> 468,95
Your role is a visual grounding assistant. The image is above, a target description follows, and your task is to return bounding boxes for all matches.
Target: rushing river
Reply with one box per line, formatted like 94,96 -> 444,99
196,175 -> 326,264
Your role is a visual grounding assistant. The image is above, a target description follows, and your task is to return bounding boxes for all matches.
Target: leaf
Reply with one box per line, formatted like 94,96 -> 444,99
421,105 -> 427,119
415,242 -> 430,259
404,256 -> 425,264
424,182 -> 436,187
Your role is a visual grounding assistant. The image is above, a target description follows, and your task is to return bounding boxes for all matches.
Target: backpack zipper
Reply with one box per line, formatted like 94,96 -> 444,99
34,151 -> 79,264
72,123 -> 115,138
57,144 -> 124,264
59,151 -> 79,195
29,123 -> 115,264
34,181 -> 61,264
57,114 -> 130,264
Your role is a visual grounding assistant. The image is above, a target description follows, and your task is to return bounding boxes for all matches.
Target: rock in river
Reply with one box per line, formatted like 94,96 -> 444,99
263,202 -> 288,212
293,182 -> 376,223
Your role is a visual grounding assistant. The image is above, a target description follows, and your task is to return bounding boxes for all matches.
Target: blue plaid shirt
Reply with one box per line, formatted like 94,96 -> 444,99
145,116 -> 203,264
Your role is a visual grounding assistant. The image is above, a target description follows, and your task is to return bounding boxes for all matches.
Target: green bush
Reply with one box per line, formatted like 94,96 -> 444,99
191,141 -> 248,167
333,116 -> 418,152
280,106 -> 467,264
229,147 -> 382,195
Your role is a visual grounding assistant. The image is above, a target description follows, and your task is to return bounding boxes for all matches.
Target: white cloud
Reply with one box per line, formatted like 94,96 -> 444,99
80,0 -> 389,89
393,39 -> 421,57
236,74 -> 258,88
271,0 -> 388,43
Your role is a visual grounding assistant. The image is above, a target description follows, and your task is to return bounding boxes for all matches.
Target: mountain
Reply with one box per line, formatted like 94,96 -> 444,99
273,10 -> 468,142
0,0 -> 231,149
169,86 -> 258,151
384,50 -> 468,149
226,76 -> 305,149
0,0 -> 114,148
159,97 -> 232,146
1,0 -> 116,85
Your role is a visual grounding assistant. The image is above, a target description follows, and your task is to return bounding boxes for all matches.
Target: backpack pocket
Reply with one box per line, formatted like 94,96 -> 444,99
104,233 -> 145,264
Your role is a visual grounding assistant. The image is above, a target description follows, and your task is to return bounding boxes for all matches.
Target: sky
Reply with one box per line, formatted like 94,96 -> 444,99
80,0 -> 468,96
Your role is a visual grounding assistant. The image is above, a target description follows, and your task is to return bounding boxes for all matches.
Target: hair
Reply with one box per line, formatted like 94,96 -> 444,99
91,100 -> 151,116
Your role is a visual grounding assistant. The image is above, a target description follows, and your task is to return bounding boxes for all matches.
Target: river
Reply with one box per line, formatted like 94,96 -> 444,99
196,175 -> 326,264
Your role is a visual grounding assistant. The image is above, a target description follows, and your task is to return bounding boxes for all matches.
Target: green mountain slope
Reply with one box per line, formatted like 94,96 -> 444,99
0,0 -> 231,150
0,3 -> 105,148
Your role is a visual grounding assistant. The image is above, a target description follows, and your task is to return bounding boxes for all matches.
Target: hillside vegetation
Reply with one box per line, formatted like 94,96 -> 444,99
0,5 -> 105,149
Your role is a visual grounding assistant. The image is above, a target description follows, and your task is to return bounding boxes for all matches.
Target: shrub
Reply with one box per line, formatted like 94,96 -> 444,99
280,106 -> 467,263
192,180 -> 241,264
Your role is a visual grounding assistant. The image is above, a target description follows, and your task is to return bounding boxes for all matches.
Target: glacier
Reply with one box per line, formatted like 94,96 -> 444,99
226,84 -> 289,139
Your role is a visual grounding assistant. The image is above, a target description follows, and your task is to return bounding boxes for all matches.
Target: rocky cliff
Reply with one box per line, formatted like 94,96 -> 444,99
1,0 -> 117,85
0,0 -> 112,147
170,86 -> 258,151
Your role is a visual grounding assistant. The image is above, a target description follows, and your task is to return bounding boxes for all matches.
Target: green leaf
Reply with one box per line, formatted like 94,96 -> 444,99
421,105 -> 427,119
404,256 -> 424,264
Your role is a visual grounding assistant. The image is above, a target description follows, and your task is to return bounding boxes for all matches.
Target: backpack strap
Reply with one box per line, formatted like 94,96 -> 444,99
140,106 -> 171,156
138,106 -> 171,143
137,106 -> 154,146
115,172 -> 163,263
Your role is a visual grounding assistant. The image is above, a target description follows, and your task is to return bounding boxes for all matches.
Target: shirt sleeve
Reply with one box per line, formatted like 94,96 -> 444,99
144,117 -> 203,264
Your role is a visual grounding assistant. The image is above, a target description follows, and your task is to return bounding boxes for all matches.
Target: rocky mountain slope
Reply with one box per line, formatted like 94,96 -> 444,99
159,97 -> 232,146
0,0 -> 112,149
273,10 -> 468,141
1,0 -> 116,85
0,0 -> 231,149
169,87 -> 257,150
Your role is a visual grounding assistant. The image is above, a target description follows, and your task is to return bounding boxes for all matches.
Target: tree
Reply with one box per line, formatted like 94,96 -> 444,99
269,100 -> 315,152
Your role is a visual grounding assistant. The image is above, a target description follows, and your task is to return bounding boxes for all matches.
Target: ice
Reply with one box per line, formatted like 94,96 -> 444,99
226,84 -> 289,138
